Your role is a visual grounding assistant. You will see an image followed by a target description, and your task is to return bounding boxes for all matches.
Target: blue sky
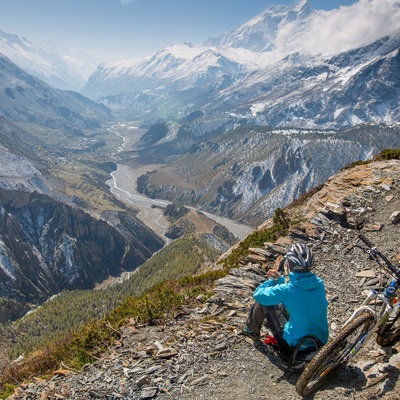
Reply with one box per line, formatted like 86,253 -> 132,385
0,0 -> 359,62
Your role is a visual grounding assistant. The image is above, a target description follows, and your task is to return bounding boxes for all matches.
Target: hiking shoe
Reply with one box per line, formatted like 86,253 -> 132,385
241,325 -> 261,340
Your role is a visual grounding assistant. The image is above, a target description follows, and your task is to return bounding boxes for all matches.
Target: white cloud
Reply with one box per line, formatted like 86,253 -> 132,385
277,0 -> 400,56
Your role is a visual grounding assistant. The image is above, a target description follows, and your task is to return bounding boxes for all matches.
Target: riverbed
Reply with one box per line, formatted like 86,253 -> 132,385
106,123 -> 253,241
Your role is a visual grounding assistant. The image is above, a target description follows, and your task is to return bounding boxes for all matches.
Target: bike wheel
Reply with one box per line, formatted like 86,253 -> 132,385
296,312 -> 375,397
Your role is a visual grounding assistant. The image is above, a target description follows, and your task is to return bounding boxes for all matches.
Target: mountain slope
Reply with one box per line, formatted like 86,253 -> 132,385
0,79 -> 164,324
227,30 -> 400,128
0,189 -> 164,323
0,30 -> 86,91
0,117 -> 165,323
134,28 -> 400,150
0,53 -> 112,130
135,124 -> 400,226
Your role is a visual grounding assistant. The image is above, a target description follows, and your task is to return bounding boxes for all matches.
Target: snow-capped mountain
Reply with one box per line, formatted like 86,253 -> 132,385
82,0 -> 400,129
0,29 -> 88,91
82,43 -> 261,106
218,30 -> 400,129
204,0 -> 315,52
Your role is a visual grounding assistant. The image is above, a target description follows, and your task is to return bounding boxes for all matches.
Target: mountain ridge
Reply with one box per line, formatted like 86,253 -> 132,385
0,187 -> 164,323
204,0 -> 315,52
0,53 -> 112,130
134,124 -> 400,226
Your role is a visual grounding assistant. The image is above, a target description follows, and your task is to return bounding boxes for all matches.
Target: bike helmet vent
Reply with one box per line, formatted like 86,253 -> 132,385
286,243 -> 314,272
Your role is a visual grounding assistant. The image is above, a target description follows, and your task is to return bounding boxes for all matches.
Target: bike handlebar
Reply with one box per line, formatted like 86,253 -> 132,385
358,234 -> 400,280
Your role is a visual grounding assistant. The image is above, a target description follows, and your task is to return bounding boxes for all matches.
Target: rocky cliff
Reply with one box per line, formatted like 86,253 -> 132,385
0,189 -> 164,323
7,159 -> 400,399
0,100 -> 166,324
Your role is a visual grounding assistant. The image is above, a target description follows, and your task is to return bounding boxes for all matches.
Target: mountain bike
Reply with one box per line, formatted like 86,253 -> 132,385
295,234 -> 400,397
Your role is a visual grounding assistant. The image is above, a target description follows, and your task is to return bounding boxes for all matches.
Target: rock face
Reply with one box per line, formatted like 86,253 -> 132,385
0,189 -> 164,322
7,160 -> 400,399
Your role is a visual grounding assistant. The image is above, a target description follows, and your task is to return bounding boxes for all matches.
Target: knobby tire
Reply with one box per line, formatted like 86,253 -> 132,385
296,312 -> 375,397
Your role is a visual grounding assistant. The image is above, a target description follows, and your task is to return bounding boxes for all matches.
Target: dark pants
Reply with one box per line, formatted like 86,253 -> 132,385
246,302 -> 293,354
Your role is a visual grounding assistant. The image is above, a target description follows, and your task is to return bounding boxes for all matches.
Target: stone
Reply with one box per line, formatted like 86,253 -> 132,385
190,375 -> 210,386
364,278 -> 379,286
140,388 -> 158,399
89,392 -> 102,399
390,211 -> 400,224
53,369 -> 74,377
364,223 -> 382,231
214,342 -> 229,351
305,222 -> 322,239
380,183 -> 391,191
246,254 -> 267,263
156,348 -> 178,359
355,270 -> 376,278
136,375 -> 151,387
389,353 -> 400,367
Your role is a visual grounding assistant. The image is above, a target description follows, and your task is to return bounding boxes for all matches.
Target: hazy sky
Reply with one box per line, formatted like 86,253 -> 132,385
0,0 -> 362,62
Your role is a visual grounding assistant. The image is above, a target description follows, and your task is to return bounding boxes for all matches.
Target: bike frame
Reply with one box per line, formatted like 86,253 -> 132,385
339,234 -> 400,364
341,286 -> 398,363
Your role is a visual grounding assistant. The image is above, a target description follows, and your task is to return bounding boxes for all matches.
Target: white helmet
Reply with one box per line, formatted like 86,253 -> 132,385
286,243 -> 314,272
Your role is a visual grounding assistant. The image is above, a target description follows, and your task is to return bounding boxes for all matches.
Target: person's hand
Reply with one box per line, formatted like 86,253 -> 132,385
267,269 -> 281,280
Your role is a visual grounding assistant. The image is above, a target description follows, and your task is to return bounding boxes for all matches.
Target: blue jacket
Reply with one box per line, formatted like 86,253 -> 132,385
253,271 -> 329,347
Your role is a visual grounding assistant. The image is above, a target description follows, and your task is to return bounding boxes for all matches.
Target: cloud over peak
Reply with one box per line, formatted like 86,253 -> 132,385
277,0 -> 400,56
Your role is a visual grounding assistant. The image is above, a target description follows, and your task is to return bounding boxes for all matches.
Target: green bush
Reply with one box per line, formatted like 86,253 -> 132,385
375,148 -> 400,160
343,148 -> 400,170
0,383 -> 17,398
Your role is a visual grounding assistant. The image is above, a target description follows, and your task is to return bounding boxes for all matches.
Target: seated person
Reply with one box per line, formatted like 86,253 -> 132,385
242,242 -> 329,354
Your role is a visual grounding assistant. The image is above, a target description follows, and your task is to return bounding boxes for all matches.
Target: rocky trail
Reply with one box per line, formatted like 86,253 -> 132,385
7,160 -> 400,400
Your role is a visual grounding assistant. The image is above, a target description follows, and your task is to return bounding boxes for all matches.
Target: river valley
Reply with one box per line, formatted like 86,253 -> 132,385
105,123 -> 253,242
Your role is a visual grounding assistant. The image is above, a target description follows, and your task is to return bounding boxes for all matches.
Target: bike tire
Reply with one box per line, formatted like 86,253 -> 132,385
295,312 -> 375,397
